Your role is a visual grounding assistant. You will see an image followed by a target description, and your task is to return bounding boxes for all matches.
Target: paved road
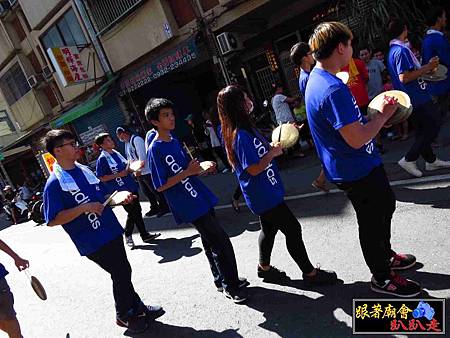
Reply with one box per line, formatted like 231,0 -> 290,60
0,120 -> 449,338
0,173 -> 449,338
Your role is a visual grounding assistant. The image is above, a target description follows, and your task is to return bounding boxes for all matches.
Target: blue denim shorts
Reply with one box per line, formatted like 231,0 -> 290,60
0,278 -> 16,320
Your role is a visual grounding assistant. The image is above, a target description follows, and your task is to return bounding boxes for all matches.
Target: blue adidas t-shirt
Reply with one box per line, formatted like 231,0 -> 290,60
149,136 -> 218,224
299,69 -> 310,97
305,67 -> 381,183
0,263 -> 8,279
233,129 -> 284,215
387,44 -> 432,106
422,32 -> 450,96
96,151 -> 139,194
44,167 -> 124,256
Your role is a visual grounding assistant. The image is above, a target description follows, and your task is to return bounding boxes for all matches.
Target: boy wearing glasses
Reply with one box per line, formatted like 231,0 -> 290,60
42,129 -> 162,334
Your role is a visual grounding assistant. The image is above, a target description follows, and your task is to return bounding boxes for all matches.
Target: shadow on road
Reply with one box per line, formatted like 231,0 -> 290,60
396,185 -> 450,209
125,324 -> 243,338
133,234 -> 202,263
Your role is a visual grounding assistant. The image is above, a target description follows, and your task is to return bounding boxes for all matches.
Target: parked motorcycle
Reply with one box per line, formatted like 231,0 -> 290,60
28,192 -> 45,225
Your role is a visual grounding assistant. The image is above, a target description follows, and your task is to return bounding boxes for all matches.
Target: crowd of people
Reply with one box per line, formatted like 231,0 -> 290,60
0,5 -> 449,337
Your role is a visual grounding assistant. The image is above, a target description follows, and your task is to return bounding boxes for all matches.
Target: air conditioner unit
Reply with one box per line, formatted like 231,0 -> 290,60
42,65 -> 53,80
216,32 -> 243,55
27,74 -> 45,88
0,1 -> 11,16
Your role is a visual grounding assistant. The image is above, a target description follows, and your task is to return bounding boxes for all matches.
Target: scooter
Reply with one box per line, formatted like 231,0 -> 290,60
3,194 -> 29,224
28,192 -> 45,225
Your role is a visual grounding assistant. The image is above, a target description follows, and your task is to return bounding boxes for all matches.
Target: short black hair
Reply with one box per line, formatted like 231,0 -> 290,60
144,98 -> 174,122
426,7 -> 445,26
290,42 -> 311,66
387,18 -> 406,39
372,46 -> 384,55
42,129 -> 75,156
359,46 -> 371,53
94,133 -> 111,146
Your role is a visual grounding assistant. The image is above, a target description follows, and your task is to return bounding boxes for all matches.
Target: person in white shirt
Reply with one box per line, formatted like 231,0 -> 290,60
271,83 -> 297,125
116,126 -> 169,217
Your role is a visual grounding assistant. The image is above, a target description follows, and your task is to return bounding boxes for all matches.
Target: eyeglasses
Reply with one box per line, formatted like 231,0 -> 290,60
55,141 -> 80,149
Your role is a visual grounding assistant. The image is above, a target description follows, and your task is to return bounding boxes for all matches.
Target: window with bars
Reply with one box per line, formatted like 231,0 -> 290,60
0,110 -> 15,136
83,0 -> 144,35
41,9 -> 87,52
0,63 -> 31,106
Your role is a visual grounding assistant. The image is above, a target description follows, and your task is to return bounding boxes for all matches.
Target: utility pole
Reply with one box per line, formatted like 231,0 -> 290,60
189,0 -> 231,86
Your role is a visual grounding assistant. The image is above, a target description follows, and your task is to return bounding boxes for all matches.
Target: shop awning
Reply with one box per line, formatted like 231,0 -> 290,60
2,145 -> 32,158
50,77 -> 117,128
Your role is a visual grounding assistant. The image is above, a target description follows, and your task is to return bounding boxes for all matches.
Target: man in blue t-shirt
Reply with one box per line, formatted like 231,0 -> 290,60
0,239 -> 28,338
306,21 -> 421,297
386,18 -> 450,177
422,7 -> 450,121
145,98 -> 248,304
42,129 -> 162,334
95,133 -> 160,248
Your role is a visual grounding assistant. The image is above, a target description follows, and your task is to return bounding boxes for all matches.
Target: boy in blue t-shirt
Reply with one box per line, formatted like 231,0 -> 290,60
95,133 -> 160,247
145,98 -> 248,304
0,239 -> 28,338
306,21 -> 421,297
42,129 -> 162,334
422,7 -> 450,120
386,18 -> 450,177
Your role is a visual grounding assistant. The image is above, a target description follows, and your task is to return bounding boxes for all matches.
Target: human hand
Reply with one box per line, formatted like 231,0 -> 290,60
118,169 -> 129,177
270,142 -> 284,157
186,159 -> 203,176
426,56 -> 439,73
379,95 -> 398,122
82,202 -> 104,215
14,257 -> 29,271
121,192 -> 137,205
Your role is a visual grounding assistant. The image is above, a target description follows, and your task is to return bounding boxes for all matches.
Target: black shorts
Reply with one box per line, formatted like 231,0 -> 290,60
0,278 -> 16,320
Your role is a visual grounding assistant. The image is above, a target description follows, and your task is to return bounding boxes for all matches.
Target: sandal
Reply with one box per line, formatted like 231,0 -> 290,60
312,180 -> 329,193
231,199 -> 241,213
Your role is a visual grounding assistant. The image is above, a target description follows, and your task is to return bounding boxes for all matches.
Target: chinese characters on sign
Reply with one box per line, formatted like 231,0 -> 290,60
353,299 -> 445,334
41,152 -> 56,174
118,38 -> 199,96
47,46 -> 89,87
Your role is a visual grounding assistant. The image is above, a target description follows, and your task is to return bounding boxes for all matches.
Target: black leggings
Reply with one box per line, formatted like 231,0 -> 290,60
213,147 -> 232,170
122,194 -> 147,238
258,202 -> 314,274
232,185 -> 242,201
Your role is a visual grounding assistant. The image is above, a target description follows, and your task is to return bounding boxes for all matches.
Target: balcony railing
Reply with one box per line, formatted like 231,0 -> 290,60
83,0 -> 143,36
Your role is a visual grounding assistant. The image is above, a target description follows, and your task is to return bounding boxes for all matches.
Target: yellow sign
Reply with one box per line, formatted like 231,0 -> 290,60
41,152 -> 56,174
47,46 -> 89,87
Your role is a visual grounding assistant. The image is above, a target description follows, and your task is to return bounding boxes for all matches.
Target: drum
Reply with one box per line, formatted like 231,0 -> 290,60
422,64 -> 447,82
367,90 -> 412,126
336,71 -> 349,84
271,123 -> 299,149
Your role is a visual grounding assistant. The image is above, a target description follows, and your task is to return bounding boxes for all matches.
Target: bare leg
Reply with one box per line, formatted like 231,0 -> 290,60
312,169 -> 329,192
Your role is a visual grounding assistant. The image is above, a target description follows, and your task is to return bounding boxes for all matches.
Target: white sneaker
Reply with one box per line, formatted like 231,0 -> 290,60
425,158 -> 450,171
125,236 -> 135,248
398,157 -> 422,177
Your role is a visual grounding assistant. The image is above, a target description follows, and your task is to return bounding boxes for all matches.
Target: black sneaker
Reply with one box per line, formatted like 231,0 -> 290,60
257,265 -> 289,282
140,304 -> 164,321
157,208 -> 170,218
371,273 -> 421,297
216,277 -> 249,292
390,253 -> 416,270
116,315 -> 149,333
145,209 -> 159,217
223,288 -> 248,304
303,267 -> 337,286
141,233 -> 161,243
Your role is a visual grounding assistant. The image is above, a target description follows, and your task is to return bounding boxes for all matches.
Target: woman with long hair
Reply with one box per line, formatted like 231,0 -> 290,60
217,85 -> 337,284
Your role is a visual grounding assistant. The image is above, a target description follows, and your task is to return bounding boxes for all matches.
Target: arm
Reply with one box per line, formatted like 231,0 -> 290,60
339,98 -> 397,149
156,160 -> 201,192
0,239 -> 29,271
399,57 -> 438,84
285,96 -> 297,104
47,202 -> 104,227
246,144 -> 283,176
